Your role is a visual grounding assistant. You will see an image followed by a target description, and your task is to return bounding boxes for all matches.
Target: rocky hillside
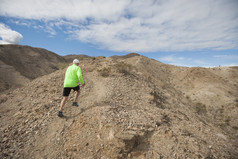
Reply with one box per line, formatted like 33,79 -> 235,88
64,54 -> 91,63
0,55 -> 237,158
0,45 -> 66,92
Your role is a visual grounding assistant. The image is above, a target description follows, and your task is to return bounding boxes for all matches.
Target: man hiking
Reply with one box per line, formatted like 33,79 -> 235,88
58,59 -> 85,117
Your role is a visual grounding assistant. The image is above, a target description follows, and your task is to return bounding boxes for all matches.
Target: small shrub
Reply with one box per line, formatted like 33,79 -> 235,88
195,102 -> 207,115
162,114 -> 171,125
114,62 -> 133,75
0,96 -> 8,104
150,91 -> 165,109
216,108 -> 224,115
232,126 -> 238,130
225,116 -> 231,125
218,122 -> 226,129
97,67 -> 111,77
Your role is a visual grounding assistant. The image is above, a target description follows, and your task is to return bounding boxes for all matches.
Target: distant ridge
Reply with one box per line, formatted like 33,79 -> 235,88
64,53 -> 141,63
110,53 -> 140,59
0,44 -> 66,92
64,54 -> 91,63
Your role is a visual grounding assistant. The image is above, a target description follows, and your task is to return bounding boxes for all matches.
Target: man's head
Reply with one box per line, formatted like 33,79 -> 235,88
73,59 -> 80,65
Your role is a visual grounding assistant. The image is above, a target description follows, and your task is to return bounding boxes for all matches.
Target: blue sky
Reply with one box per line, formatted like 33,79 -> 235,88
0,0 -> 238,67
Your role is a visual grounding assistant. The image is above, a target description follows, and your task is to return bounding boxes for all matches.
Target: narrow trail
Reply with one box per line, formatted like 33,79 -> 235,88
27,71 -> 110,158
79,72 -> 109,107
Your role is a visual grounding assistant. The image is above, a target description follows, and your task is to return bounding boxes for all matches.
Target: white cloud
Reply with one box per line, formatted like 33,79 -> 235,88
158,54 -> 197,67
213,55 -> 238,59
0,0 -> 238,52
158,54 -> 220,67
0,23 -> 23,44
0,0 -> 128,21
158,53 -> 238,67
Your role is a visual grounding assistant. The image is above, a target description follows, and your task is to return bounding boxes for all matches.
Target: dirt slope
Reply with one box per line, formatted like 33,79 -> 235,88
0,55 -> 237,158
0,45 -> 66,92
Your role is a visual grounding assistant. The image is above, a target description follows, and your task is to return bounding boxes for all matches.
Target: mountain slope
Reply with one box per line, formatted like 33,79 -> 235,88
0,55 -> 237,158
63,54 -> 91,63
0,45 -> 66,92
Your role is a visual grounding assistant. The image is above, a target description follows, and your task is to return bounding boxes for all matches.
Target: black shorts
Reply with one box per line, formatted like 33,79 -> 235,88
63,85 -> 80,96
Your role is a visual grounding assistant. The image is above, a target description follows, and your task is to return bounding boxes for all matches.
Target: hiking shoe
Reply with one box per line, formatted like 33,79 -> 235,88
58,111 -> 64,117
72,102 -> 79,107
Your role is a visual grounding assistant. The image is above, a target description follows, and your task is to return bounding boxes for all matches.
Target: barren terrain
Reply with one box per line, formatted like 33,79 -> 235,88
0,45 -> 238,158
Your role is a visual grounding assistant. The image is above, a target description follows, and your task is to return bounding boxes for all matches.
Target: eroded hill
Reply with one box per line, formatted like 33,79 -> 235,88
0,45 -> 66,92
0,55 -> 237,158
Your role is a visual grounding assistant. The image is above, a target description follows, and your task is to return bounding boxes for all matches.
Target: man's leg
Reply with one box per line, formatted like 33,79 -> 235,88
72,90 -> 80,107
59,96 -> 68,112
74,90 -> 80,102
72,85 -> 80,107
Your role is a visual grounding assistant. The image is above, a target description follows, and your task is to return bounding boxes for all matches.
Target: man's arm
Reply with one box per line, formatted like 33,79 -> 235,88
77,67 -> 85,85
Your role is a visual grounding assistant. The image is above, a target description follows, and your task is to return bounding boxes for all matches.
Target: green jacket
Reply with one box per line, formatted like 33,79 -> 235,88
64,64 -> 84,87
